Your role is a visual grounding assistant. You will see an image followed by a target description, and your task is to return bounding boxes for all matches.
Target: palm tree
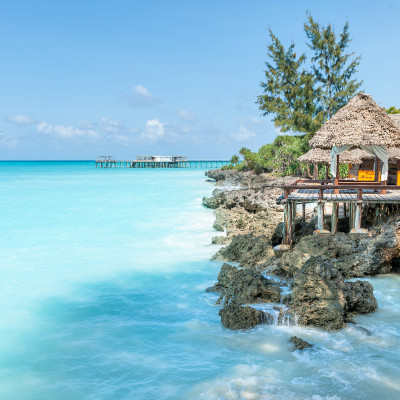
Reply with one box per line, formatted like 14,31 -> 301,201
230,155 -> 239,165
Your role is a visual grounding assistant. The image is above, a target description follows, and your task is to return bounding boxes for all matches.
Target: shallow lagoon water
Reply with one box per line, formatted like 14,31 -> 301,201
0,161 -> 399,400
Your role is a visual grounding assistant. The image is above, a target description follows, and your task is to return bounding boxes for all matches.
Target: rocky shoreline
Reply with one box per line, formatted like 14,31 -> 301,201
203,170 -> 400,332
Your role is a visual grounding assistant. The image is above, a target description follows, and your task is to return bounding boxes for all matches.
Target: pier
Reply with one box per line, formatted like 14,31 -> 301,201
95,156 -> 230,169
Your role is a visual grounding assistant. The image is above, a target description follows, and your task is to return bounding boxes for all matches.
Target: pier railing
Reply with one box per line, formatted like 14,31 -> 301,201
95,159 -> 231,169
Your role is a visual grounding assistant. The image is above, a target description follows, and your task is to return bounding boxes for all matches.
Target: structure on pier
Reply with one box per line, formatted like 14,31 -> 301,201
95,155 -> 230,169
276,93 -> 400,254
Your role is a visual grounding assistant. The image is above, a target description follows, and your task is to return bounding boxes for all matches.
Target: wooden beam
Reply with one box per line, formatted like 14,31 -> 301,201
374,157 -> 380,182
354,190 -> 363,230
313,163 -> 318,180
331,202 -> 338,235
333,154 -> 340,194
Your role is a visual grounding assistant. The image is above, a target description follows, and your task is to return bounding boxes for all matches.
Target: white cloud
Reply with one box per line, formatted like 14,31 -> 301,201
140,119 -> 165,142
99,117 -> 120,133
232,124 -> 256,141
178,109 -> 197,121
37,121 -> 99,139
134,85 -> 152,98
0,132 -> 19,147
123,84 -> 158,108
8,115 -> 35,125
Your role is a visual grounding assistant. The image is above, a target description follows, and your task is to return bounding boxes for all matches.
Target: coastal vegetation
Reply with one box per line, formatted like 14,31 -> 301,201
227,14 -> 364,177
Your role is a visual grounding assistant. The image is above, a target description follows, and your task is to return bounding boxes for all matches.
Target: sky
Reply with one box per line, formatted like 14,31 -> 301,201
0,0 -> 399,160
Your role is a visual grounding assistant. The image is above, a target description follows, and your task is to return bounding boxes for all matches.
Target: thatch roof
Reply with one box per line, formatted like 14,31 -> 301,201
298,148 -> 369,165
298,148 -> 331,164
389,114 -> 400,130
309,93 -> 400,149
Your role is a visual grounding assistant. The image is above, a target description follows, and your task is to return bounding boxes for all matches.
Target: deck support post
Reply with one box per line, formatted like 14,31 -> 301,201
354,189 -> 363,230
333,154 -> 340,194
374,157 -> 380,182
349,203 -> 354,230
313,188 -> 330,236
274,199 -> 292,256
302,203 -> 306,222
331,202 -> 338,235
282,200 -> 293,247
313,163 -> 319,180
287,202 -> 293,245
350,189 -> 369,238
317,201 -> 324,230
291,202 -> 296,237
381,180 -> 387,195
343,203 -> 347,217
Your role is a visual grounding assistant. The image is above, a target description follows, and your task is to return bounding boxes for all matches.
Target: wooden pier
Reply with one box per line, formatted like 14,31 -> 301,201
95,159 -> 230,169
278,179 -> 400,248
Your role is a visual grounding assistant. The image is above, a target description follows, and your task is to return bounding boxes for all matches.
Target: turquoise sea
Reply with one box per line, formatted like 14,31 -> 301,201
0,161 -> 400,400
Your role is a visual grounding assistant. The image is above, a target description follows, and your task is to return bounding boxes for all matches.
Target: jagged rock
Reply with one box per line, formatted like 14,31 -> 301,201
270,215 -> 400,278
219,303 -> 268,330
212,234 -> 274,267
290,256 -> 347,330
345,281 -> 378,314
290,336 -> 313,351
205,169 -> 295,189
289,256 -> 378,330
206,263 -> 238,293
206,264 -> 281,305
211,235 -> 229,245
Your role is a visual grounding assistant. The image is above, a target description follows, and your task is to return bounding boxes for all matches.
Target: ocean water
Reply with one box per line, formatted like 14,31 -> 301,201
0,161 -> 399,400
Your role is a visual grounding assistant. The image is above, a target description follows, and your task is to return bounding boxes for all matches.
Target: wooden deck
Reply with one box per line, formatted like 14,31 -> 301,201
276,179 -> 400,248
286,188 -> 400,203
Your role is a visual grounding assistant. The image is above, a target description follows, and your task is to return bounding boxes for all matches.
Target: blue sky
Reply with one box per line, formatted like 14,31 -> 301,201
0,0 -> 399,160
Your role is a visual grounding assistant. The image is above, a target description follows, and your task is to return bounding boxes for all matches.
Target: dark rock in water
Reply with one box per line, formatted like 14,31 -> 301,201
212,234 -> 273,267
289,256 -> 378,330
219,303 -> 266,330
206,263 -> 237,293
290,256 -> 347,330
345,280 -> 378,315
206,263 -> 281,306
270,215 -> 400,279
211,235 -> 229,245
290,336 -> 313,351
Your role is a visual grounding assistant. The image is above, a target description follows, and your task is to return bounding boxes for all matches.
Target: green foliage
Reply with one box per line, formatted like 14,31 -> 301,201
256,30 -> 323,135
305,14 -> 362,119
230,154 -> 240,165
257,14 -> 362,136
233,135 -> 310,176
317,164 -> 348,179
385,106 -> 400,114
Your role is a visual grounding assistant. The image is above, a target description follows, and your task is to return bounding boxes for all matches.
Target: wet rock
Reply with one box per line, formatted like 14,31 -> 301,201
290,336 -> 313,351
345,281 -> 378,314
270,215 -> 400,278
211,235 -> 229,245
290,256 -> 348,330
212,234 -> 273,267
206,263 -> 238,293
206,264 -> 281,306
289,256 -> 378,330
219,303 -> 265,330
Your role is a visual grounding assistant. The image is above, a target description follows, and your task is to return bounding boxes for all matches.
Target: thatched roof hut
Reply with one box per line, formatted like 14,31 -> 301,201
309,93 -> 400,149
298,148 -> 369,165
389,114 -> 400,130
